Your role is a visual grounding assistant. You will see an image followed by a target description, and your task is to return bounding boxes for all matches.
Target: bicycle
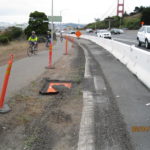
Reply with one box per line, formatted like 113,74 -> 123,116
27,44 -> 38,56
60,35 -> 63,42
60,33 -> 63,42
46,39 -> 51,47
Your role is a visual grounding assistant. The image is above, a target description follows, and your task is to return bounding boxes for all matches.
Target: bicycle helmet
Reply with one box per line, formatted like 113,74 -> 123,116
32,31 -> 35,34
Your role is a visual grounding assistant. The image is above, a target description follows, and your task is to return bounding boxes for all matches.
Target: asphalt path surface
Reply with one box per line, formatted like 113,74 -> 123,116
0,39 -> 68,102
77,38 -> 150,150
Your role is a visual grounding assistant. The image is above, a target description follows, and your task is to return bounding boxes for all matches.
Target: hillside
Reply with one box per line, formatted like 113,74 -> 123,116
85,13 -> 142,30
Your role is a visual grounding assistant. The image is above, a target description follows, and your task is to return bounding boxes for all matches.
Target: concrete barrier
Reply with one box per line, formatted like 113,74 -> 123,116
71,34 -> 150,89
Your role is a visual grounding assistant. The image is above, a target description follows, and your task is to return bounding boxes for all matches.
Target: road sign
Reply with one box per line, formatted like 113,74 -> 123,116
76,31 -> 82,38
141,21 -> 144,25
48,16 -> 62,22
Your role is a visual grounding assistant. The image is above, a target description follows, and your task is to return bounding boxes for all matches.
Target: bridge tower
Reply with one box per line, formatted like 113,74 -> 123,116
117,0 -> 124,17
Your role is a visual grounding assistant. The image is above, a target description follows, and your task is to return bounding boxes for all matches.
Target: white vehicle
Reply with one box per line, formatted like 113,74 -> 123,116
137,25 -> 150,49
110,28 -> 124,34
69,30 -> 75,34
97,30 -> 111,39
118,29 -> 124,34
86,28 -> 93,33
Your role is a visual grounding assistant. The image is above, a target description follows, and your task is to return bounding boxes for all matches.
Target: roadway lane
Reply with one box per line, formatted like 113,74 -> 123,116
84,30 -> 150,52
112,30 -> 138,45
77,38 -> 150,150
111,30 -> 150,52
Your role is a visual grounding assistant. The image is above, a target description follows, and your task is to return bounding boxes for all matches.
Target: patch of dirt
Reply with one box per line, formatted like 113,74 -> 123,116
0,42 -> 85,150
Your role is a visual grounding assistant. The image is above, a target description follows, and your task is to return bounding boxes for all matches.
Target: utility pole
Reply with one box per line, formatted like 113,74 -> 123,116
51,0 -> 53,44
60,11 -> 62,32
106,17 -> 113,30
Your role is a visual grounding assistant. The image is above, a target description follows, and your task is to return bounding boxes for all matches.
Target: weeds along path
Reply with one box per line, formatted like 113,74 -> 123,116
0,41 -> 47,66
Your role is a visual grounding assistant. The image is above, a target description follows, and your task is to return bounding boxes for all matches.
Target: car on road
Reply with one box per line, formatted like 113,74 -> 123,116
97,30 -> 111,39
137,25 -> 150,49
111,28 -> 124,34
69,30 -> 76,34
86,28 -> 93,33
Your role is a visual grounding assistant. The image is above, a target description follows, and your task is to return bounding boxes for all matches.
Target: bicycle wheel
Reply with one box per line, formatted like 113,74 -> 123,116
60,37 -> 63,42
33,46 -> 38,55
27,46 -> 33,56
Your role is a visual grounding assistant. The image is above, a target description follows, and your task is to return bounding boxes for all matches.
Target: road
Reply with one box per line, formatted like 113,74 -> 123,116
112,30 -> 138,45
85,30 -> 150,52
112,30 -> 150,52
77,38 -> 150,150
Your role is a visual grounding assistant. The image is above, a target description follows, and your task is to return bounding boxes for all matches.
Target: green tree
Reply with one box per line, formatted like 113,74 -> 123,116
141,7 -> 150,25
24,11 -> 49,37
94,18 -> 100,22
134,6 -> 145,14
123,17 -> 140,29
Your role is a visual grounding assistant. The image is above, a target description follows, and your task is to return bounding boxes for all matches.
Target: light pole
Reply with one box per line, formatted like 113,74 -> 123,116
51,0 -> 53,44
60,10 -> 63,32
60,9 -> 69,32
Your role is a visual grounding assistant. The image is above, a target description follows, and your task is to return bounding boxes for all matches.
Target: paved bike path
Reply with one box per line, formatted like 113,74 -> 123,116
0,40 -> 70,101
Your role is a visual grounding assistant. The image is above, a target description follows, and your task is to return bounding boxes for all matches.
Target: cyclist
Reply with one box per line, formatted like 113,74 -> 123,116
60,31 -> 63,42
28,31 -> 38,49
45,31 -> 51,47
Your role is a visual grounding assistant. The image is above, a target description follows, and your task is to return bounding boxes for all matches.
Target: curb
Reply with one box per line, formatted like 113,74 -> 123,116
77,44 -> 95,150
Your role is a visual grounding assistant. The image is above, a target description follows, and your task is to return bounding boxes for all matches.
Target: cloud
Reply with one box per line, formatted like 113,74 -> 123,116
0,0 -> 149,23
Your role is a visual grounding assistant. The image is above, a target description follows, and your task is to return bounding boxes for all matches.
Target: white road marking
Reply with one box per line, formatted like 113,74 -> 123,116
78,91 -> 95,150
113,38 -> 138,44
78,44 -> 95,150
79,44 -> 92,78
146,103 -> 150,106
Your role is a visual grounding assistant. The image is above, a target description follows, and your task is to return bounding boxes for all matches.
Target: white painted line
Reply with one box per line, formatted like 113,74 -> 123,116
79,44 -> 92,78
146,103 -> 150,106
94,76 -> 99,91
113,38 -> 138,44
78,91 -> 95,150
77,44 -> 95,150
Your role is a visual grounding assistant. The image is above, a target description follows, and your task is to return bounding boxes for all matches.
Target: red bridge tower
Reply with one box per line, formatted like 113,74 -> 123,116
117,0 -> 124,17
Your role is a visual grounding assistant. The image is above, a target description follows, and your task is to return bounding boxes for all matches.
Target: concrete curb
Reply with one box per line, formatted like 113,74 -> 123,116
77,44 -> 95,150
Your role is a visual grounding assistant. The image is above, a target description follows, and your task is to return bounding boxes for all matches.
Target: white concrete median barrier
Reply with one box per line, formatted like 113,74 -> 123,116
69,34 -> 150,89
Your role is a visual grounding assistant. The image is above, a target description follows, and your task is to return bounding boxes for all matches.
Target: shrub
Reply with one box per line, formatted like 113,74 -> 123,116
0,35 -> 9,44
123,17 -> 141,29
4,27 -> 23,40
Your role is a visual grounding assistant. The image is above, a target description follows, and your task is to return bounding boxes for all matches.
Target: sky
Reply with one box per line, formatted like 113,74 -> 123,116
0,0 -> 149,24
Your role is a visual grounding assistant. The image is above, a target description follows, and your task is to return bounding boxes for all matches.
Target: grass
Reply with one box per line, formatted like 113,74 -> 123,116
24,134 -> 38,150
16,114 -> 31,124
0,40 -> 46,66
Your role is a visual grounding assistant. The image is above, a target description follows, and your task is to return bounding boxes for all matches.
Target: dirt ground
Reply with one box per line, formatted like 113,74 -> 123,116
0,41 -> 85,150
